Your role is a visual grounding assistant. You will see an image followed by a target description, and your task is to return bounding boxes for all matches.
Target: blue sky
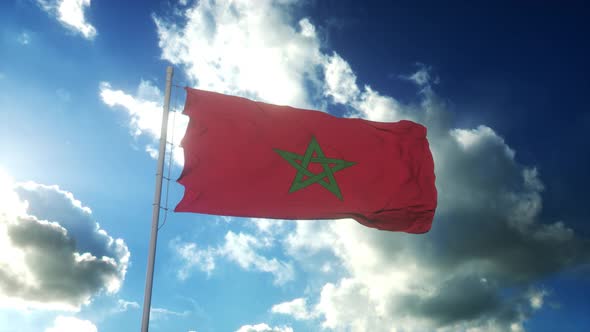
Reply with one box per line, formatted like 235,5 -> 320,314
1,0 -> 589,331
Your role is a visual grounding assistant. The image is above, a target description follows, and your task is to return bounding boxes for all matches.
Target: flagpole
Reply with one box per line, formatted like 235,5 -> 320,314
141,65 -> 174,332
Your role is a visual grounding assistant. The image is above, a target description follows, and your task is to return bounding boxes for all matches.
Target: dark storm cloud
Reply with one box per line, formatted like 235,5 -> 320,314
0,182 -> 129,310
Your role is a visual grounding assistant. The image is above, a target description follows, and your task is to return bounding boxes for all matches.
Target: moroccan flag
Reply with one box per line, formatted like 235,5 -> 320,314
175,88 -> 437,233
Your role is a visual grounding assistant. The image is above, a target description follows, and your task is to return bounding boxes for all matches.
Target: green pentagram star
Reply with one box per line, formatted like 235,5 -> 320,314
274,137 -> 356,200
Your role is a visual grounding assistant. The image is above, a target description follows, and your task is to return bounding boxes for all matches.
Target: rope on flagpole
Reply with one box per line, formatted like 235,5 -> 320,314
158,83 -> 182,230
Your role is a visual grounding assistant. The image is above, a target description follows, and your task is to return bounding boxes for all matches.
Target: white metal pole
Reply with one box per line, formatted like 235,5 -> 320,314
141,66 -> 174,332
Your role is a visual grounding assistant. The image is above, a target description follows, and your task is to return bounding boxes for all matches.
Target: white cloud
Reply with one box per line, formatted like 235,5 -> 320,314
528,289 -> 547,310
401,63 -> 439,87
218,216 -> 233,223
271,297 -> 316,320
323,52 -> 360,104
220,231 -> 294,285
0,169 -> 129,311
154,0 -> 324,109
171,239 -> 216,279
45,316 -> 97,332
37,0 -> 97,39
145,145 -> 159,159
172,230 -> 294,286
99,81 -> 162,138
17,31 -> 31,45
284,220 -> 337,258
99,80 -> 187,165
116,299 -> 140,312
317,278 -> 399,331
353,86 -> 406,122
250,218 -> 287,235
235,323 -> 293,332
150,307 -> 190,321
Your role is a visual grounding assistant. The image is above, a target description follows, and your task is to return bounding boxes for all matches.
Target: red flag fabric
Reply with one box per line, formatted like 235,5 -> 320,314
175,88 -> 437,233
